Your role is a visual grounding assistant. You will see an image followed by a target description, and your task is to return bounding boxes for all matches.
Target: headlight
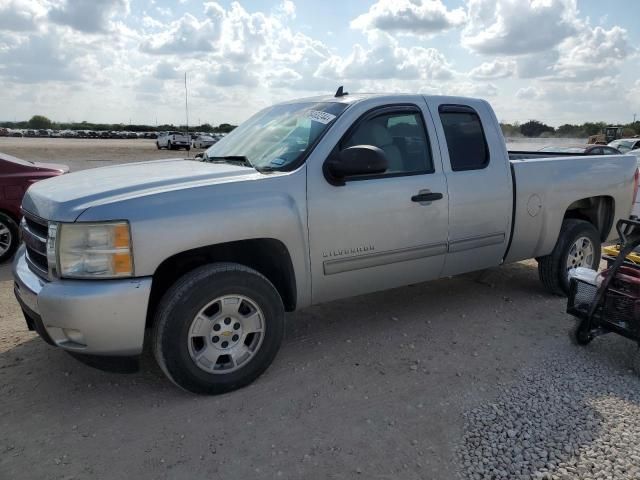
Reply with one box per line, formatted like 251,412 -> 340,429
55,222 -> 134,279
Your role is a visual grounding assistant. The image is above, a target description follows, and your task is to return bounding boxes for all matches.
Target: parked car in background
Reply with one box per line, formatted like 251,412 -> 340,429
157,131 -> 191,150
538,145 -> 621,155
192,135 -> 217,149
628,149 -> 640,217
609,138 -> 640,153
0,153 -> 68,262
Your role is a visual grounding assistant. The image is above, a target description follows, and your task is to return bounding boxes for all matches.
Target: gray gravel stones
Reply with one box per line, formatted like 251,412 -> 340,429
457,336 -> 640,480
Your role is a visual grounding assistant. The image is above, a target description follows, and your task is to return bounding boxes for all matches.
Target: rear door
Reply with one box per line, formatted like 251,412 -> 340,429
423,97 -> 513,276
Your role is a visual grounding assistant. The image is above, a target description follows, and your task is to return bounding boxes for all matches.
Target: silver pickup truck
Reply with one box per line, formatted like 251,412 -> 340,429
12,93 -> 638,394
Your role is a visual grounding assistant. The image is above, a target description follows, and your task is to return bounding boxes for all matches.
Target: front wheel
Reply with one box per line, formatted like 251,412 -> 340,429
0,213 -> 19,263
538,219 -> 601,296
152,263 -> 285,394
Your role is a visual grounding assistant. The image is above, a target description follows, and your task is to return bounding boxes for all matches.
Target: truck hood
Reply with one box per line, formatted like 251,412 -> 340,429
22,158 -> 261,222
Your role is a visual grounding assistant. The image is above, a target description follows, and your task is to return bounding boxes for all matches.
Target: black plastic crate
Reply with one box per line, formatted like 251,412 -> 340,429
567,278 -> 598,318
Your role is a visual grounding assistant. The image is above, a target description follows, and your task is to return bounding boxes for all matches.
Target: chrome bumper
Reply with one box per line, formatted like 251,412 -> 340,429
12,246 -> 152,355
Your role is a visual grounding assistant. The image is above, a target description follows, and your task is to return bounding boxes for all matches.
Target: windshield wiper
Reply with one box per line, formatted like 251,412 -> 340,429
203,155 -> 253,168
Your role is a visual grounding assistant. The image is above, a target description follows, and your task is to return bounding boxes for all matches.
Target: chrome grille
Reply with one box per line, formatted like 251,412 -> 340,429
21,211 -> 49,279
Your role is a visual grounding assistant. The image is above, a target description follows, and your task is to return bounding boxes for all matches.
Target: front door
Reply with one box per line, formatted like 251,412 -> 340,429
306,98 -> 450,304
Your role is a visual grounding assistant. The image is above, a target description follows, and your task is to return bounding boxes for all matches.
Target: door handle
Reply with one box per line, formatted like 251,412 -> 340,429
411,192 -> 443,203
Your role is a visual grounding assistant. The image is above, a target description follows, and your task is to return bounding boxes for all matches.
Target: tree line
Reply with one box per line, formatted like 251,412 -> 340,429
0,115 -> 237,133
500,120 -> 640,138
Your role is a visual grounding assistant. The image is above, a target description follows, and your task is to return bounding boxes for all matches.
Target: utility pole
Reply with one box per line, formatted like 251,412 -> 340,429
634,113 -> 637,124
184,72 -> 190,158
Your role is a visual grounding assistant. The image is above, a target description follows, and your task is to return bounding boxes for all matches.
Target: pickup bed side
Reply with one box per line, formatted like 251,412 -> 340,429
505,155 -> 637,264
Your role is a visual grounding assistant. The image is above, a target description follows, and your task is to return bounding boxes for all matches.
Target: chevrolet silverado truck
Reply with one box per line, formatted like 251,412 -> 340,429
156,131 -> 191,150
13,93 -> 638,394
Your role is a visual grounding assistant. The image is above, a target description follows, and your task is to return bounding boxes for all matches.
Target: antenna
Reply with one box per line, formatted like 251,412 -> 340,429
335,86 -> 348,97
185,72 -> 190,158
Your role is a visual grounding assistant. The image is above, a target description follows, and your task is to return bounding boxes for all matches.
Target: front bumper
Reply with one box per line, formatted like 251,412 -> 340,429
12,246 -> 152,355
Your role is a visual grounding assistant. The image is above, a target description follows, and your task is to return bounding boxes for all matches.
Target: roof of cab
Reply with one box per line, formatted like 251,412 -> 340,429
277,92 -> 423,105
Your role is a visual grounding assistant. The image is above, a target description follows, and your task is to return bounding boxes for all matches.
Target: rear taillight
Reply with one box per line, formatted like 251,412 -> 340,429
634,168 -> 639,205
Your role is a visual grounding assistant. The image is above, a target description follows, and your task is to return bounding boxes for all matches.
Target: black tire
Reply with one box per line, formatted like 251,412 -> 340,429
185,146 -> 191,151
152,263 -> 285,394
0,213 -> 19,263
538,219 -> 601,296
569,318 -> 593,346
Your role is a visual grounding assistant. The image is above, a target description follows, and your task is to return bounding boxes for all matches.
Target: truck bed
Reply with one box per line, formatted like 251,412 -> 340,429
508,151 -> 589,161
504,153 -> 638,264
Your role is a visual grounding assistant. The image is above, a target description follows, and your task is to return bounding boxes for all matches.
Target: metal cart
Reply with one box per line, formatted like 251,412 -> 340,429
567,218 -> 640,372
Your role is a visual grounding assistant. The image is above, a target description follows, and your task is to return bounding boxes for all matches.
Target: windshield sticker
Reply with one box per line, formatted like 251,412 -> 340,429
308,110 -> 336,125
271,158 -> 286,166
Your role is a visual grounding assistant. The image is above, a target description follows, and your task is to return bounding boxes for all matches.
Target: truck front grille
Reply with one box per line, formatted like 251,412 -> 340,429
21,211 -> 49,279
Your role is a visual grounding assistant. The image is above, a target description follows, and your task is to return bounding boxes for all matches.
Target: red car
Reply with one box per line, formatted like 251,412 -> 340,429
0,153 -> 68,262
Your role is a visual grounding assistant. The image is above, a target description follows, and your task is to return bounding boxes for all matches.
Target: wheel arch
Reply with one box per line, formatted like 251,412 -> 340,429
147,238 -> 297,328
563,195 -> 615,242
0,207 -> 21,224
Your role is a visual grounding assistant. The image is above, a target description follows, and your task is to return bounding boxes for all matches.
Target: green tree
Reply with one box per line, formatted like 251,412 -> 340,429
520,120 -> 554,137
28,115 -> 52,129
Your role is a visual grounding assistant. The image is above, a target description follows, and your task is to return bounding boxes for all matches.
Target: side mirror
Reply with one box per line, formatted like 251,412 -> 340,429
194,152 -> 204,159
324,145 -> 388,186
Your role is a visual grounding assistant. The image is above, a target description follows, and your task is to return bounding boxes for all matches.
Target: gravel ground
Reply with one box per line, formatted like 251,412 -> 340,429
1,138 -> 639,480
458,339 -> 640,480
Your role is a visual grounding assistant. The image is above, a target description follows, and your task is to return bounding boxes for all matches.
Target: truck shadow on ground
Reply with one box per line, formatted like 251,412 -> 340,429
1,261 -> 638,479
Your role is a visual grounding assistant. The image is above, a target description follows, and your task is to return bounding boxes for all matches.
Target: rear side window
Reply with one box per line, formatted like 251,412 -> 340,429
438,105 -> 489,171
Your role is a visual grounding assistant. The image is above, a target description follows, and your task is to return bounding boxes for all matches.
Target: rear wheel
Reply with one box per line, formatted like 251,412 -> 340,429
0,213 -> 18,263
538,219 -> 601,296
153,263 -> 285,394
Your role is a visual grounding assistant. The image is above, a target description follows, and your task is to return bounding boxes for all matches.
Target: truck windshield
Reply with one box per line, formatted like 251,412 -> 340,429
204,102 -> 348,171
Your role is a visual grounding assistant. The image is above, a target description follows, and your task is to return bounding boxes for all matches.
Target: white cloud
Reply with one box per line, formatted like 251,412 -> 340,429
140,13 -> 223,54
48,0 -> 130,33
552,25 -> 633,81
462,0 -> 579,55
316,35 -> 454,82
352,0 -> 466,36
153,61 -> 180,80
515,86 -> 542,100
515,51 -> 559,79
469,59 -> 515,80
0,32 -> 85,83
0,0 -> 47,31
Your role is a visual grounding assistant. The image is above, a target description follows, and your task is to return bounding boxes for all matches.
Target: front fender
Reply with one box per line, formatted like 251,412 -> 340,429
76,167 -> 311,308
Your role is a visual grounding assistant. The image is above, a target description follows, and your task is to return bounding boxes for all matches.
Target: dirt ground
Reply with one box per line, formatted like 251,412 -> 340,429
0,137 -> 194,171
0,138 -> 637,480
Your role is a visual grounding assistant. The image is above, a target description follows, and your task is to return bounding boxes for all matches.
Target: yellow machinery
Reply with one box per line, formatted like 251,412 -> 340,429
602,244 -> 640,265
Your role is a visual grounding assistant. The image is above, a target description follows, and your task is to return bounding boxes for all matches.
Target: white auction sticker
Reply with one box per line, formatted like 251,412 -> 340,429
307,110 -> 336,124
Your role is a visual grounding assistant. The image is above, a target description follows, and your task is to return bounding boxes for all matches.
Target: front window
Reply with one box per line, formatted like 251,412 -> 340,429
204,102 -> 348,171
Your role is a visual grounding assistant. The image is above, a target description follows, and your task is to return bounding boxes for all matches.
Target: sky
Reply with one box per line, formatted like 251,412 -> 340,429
1,0 -> 639,127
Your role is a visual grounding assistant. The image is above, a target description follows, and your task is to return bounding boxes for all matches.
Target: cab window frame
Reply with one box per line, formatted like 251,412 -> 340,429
438,104 -> 491,172
331,104 -> 436,182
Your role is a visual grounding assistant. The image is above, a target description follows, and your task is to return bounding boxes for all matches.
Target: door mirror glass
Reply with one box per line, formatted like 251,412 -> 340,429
324,145 -> 388,185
